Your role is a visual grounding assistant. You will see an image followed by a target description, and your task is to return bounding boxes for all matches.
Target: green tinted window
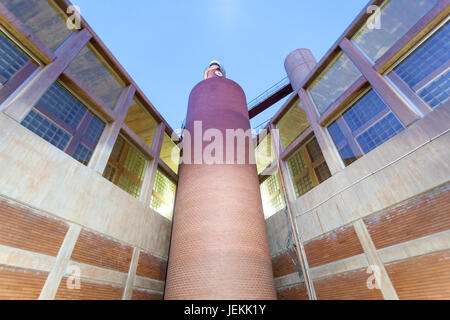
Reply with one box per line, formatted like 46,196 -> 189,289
150,170 -> 176,220
260,173 -> 285,219
255,134 -> 274,174
277,100 -> 310,150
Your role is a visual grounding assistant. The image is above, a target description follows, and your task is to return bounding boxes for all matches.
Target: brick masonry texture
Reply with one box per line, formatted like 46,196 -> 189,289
165,77 -> 276,299
304,225 -> 364,268
364,183 -> 450,249
55,277 -> 124,300
136,251 -> 167,281
0,197 -> 68,256
70,229 -> 133,273
131,289 -> 163,300
0,266 -> 48,300
277,283 -> 309,300
386,250 -> 450,300
314,268 -> 384,300
272,250 -> 298,278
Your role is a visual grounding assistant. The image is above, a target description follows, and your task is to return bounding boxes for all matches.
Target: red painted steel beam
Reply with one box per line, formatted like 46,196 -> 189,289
248,83 -> 293,119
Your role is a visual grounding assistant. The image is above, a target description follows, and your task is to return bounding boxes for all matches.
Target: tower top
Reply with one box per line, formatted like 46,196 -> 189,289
204,60 -> 226,79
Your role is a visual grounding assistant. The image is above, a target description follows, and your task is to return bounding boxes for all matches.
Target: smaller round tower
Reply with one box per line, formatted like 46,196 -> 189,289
284,48 -> 317,91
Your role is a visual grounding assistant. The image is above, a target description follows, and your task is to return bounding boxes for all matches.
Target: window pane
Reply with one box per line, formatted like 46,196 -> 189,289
21,81 -> 105,165
103,135 -> 148,199
150,170 -> 176,220
82,116 -> 105,147
68,44 -> 124,110
0,30 -> 32,85
328,89 -> 404,166
392,22 -> 450,109
255,134 -> 274,174
2,0 -> 74,51
308,52 -> 361,114
21,109 -> 71,150
353,0 -> 439,62
124,97 -> 158,148
277,100 -> 310,150
160,133 -> 180,174
37,81 -> 86,129
260,173 -> 286,219
287,137 -> 331,198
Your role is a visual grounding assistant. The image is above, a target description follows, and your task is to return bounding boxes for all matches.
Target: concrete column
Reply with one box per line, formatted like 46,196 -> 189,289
269,124 -> 296,203
122,247 -> 141,300
284,48 -> 344,175
88,85 -> 136,174
4,29 -> 92,122
340,38 -> 420,126
387,71 -> 433,117
38,224 -> 81,300
269,123 -> 317,300
353,220 -> 399,300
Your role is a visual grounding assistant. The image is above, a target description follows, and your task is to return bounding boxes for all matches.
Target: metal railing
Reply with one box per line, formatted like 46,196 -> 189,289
247,77 -> 290,110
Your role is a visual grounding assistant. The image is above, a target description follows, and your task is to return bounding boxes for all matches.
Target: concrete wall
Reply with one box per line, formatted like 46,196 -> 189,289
0,112 -> 171,299
268,103 -> 450,300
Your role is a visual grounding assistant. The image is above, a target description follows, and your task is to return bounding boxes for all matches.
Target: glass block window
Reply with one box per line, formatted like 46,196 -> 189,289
392,22 -> 450,109
160,133 -> 180,174
21,109 -> 71,150
83,116 -> 105,146
124,97 -> 158,148
276,100 -> 310,150
287,137 -> 331,198
68,43 -> 125,110
260,173 -> 286,219
37,81 -> 86,129
352,0 -> 440,62
72,143 -> 92,165
103,135 -> 148,199
308,52 -> 362,114
0,29 -> 32,85
150,170 -> 176,220
328,89 -> 404,166
255,133 -> 274,174
21,81 -> 105,165
2,0 -> 74,51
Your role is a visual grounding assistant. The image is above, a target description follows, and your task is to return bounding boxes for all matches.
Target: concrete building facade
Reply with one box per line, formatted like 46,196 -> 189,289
0,0 -> 448,300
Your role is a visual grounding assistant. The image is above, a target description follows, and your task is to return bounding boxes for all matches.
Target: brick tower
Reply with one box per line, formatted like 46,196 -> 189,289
164,62 -> 277,300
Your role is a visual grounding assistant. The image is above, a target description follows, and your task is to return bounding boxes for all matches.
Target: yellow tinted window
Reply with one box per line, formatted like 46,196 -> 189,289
124,98 -> 158,148
68,43 -> 124,110
255,134 -> 274,174
277,100 -> 310,150
160,133 -> 180,174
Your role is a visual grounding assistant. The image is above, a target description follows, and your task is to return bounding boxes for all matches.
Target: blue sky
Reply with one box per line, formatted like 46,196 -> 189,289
72,0 -> 368,130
